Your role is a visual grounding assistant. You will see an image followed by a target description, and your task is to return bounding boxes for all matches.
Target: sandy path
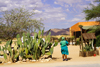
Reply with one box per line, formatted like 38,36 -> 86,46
52,44 -> 100,62
0,43 -> 100,67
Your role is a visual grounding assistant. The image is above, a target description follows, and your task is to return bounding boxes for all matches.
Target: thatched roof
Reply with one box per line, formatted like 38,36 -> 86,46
82,33 -> 96,39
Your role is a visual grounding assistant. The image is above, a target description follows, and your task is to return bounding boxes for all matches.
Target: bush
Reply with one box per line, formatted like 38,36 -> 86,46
75,38 -> 80,45
51,37 -> 59,42
0,30 -> 58,62
58,37 -> 63,42
83,44 -> 93,51
96,35 -> 100,47
0,41 -> 2,44
70,36 -> 75,41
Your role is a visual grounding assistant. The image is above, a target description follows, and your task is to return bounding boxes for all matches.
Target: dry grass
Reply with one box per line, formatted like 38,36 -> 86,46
0,38 -> 17,46
51,35 -> 70,39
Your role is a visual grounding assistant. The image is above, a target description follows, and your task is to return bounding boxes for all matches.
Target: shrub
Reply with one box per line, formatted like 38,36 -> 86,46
83,45 -> 93,51
0,41 -> 2,44
58,37 -> 63,42
75,38 -> 80,45
0,30 -> 58,62
96,35 -> 100,47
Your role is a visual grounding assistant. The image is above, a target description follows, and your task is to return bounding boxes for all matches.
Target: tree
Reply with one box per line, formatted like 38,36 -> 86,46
83,0 -> 100,21
79,25 -> 83,51
83,0 -> 100,36
0,8 -> 44,40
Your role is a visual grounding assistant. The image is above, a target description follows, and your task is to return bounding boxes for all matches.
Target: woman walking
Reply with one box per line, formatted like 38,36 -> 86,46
60,37 -> 69,61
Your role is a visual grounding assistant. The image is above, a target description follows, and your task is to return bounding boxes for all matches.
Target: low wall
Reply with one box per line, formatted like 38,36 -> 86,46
79,50 -> 99,57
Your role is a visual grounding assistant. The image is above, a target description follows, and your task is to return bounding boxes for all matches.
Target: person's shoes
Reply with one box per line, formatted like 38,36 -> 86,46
63,59 -> 65,61
65,59 -> 68,61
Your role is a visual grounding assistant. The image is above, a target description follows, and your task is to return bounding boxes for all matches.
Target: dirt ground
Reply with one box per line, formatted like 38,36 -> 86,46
0,43 -> 100,67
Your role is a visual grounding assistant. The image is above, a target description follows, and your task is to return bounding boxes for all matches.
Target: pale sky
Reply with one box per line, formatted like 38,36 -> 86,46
0,0 -> 98,31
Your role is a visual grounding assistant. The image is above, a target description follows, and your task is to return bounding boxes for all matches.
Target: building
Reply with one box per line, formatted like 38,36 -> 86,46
70,21 -> 100,38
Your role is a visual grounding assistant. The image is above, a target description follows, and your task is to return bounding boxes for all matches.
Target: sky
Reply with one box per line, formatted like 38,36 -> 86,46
0,0 -> 98,31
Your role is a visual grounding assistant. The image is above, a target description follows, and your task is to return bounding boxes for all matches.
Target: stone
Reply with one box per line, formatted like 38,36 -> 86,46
0,56 -> 4,58
16,61 -> 22,63
31,60 -> 36,62
40,58 -> 52,62
26,59 -> 29,62
19,56 -> 22,61
7,61 -> 12,64
0,60 -> 2,64
0,51 -> 4,55
22,59 -> 26,62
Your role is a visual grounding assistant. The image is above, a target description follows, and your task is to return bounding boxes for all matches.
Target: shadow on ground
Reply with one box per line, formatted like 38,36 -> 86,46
67,57 -> 72,61
52,57 -> 59,61
51,57 -> 72,61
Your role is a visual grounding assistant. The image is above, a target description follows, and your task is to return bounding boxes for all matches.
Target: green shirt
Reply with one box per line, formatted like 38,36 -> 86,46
60,40 -> 68,47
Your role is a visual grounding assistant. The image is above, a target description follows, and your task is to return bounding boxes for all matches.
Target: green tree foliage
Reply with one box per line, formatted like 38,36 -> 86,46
96,35 -> 100,47
83,0 -> 100,21
0,8 -> 43,40
87,26 -> 100,36
84,0 -> 100,36
78,25 -> 83,28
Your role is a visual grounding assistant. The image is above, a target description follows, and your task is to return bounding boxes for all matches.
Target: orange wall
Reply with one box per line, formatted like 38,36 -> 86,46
70,23 -> 80,32
70,21 -> 100,36
79,21 -> 100,26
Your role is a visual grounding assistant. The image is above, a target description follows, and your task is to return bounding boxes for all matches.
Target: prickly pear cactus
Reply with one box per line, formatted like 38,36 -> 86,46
0,29 -> 58,63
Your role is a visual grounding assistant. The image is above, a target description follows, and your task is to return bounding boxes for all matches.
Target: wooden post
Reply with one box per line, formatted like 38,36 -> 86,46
69,38 -> 70,45
94,39 -> 96,51
80,41 -> 81,50
72,38 -> 73,45
80,29 -> 83,51
92,39 -> 94,49
75,32 -> 76,45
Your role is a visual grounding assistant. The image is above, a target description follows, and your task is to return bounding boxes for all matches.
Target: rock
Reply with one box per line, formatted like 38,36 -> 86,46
14,59 -> 17,62
40,61 -> 44,62
99,47 -> 100,49
16,61 -> 22,63
7,61 -> 12,64
48,58 -> 52,61
0,51 -> 4,55
0,60 -> 2,64
0,56 -> 4,58
31,60 -> 36,62
45,59 -> 49,62
26,59 -> 29,62
40,59 -> 46,62
19,56 -> 22,61
40,58 -> 52,62
0,58 -> 5,64
22,59 -> 26,62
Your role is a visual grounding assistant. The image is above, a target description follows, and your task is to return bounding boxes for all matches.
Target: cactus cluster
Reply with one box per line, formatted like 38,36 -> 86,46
0,30 -> 58,62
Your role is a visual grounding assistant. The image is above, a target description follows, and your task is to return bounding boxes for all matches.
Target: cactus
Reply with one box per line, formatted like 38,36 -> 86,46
0,46 -> 1,51
3,53 -> 7,60
42,47 -> 45,55
1,29 -> 58,63
42,29 -> 44,37
14,53 -> 19,59
38,31 -> 41,37
25,48 -> 28,55
16,34 -> 22,47
53,42 -> 58,47
50,47 -> 54,54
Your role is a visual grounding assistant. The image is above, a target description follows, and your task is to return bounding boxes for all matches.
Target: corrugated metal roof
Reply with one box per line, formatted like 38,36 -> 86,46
82,33 -> 96,39
82,25 -> 99,29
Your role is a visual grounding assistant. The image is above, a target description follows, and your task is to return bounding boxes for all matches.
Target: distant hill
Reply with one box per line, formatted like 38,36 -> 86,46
44,28 -> 70,35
